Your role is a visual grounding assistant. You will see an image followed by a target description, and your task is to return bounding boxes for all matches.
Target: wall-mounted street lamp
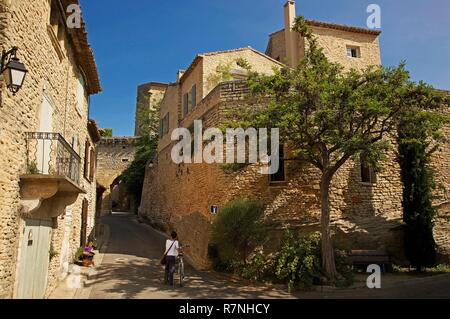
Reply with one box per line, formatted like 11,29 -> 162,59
1,47 -> 28,95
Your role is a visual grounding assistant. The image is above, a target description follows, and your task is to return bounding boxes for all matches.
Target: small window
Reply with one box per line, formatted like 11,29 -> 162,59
160,113 -> 170,136
122,159 -> 129,163
165,112 -> 170,134
269,145 -> 286,183
346,46 -> 360,58
361,157 -> 376,184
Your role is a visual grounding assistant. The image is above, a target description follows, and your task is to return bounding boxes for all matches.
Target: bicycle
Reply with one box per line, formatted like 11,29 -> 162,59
176,244 -> 189,287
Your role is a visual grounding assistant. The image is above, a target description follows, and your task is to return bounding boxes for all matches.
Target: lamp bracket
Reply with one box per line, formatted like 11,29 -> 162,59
1,46 -> 19,73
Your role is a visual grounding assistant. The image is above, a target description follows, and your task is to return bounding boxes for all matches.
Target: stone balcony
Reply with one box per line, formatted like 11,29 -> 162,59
19,132 -> 85,218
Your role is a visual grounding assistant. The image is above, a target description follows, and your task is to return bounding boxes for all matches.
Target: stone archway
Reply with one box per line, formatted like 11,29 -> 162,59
96,137 -> 138,215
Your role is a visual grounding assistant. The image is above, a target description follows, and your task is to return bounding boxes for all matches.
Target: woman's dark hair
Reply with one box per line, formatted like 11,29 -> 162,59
171,231 -> 178,239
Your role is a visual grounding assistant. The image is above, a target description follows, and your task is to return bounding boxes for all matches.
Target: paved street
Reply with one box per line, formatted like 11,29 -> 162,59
86,213 -> 293,299
85,213 -> 450,299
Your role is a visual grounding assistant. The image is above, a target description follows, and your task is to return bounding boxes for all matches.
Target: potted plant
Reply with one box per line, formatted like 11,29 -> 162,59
74,244 -> 95,267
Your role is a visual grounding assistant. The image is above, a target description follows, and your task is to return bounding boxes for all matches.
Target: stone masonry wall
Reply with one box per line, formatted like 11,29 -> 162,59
140,81 -> 450,268
266,26 -> 381,70
0,0 -> 98,298
96,137 -> 137,214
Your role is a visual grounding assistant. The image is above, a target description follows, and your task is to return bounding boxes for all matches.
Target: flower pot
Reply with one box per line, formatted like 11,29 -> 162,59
82,259 -> 92,267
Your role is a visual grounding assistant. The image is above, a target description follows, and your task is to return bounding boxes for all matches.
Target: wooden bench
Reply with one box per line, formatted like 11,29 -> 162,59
348,250 -> 391,272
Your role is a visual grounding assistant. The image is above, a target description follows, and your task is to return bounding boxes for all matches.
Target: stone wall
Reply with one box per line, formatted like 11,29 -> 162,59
140,80 -> 450,268
0,0 -> 99,298
135,82 -> 167,136
266,25 -> 381,70
96,137 -> 137,214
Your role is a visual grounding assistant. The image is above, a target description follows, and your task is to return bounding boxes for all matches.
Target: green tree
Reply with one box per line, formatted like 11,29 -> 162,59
119,103 -> 160,212
225,16 -> 447,282
397,89 -> 449,271
211,198 -> 266,264
99,128 -> 113,137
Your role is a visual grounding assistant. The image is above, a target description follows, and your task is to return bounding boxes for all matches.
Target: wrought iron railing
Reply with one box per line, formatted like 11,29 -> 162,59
25,132 -> 81,184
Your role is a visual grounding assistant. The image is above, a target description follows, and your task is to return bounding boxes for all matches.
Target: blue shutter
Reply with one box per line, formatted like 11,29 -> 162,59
191,85 -> 196,108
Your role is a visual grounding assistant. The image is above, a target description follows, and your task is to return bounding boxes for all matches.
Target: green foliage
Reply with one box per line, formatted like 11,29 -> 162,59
118,102 -> 160,211
27,161 -> 39,174
397,88 -> 449,271
74,247 -> 84,263
239,230 -> 353,290
224,16 -> 448,281
399,116 -> 441,270
240,249 -> 278,282
207,62 -> 233,89
274,230 -> 323,290
99,128 -> 113,137
211,198 -> 266,264
208,243 -> 233,272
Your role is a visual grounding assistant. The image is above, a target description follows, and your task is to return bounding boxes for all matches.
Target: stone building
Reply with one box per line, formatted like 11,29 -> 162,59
139,1 -> 450,268
96,136 -> 137,215
0,0 -> 101,298
135,82 -> 168,136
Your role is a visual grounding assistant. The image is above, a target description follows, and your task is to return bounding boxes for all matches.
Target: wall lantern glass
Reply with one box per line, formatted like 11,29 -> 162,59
1,47 -> 28,95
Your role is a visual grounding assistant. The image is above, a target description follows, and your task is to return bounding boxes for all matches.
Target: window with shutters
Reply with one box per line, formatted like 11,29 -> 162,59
84,140 -> 90,180
76,75 -> 86,116
89,147 -> 95,182
84,141 -> 95,183
346,46 -> 361,58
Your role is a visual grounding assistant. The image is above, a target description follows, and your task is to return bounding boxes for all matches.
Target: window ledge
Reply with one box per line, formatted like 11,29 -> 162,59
269,181 -> 288,187
47,25 -> 65,61
360,182 -> 376,187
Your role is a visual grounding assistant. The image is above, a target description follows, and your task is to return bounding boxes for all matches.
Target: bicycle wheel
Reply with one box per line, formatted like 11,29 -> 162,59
179,259 -> 184,287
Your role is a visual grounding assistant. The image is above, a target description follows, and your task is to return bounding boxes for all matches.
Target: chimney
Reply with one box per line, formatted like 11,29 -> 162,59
284,1 -> 298,67
177,69 -> 185,82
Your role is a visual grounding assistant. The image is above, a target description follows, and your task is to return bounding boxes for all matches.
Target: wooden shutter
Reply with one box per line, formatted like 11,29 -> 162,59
83,140 -> 90,179
165,113 -> 170,134
89,147 -> 95,182
80,199 -> 88,247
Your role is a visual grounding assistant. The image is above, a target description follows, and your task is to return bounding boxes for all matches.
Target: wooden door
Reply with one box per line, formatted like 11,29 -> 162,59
16,219 -> 52,299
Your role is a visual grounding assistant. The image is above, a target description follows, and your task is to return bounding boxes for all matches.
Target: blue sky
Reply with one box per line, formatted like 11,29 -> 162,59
81,0 -> 450,136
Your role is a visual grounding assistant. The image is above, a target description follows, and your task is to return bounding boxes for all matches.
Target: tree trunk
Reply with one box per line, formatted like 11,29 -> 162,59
320,174 -> 338,283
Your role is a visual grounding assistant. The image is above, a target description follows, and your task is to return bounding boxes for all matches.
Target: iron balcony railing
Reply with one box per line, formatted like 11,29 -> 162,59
25,132 -> 81,184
